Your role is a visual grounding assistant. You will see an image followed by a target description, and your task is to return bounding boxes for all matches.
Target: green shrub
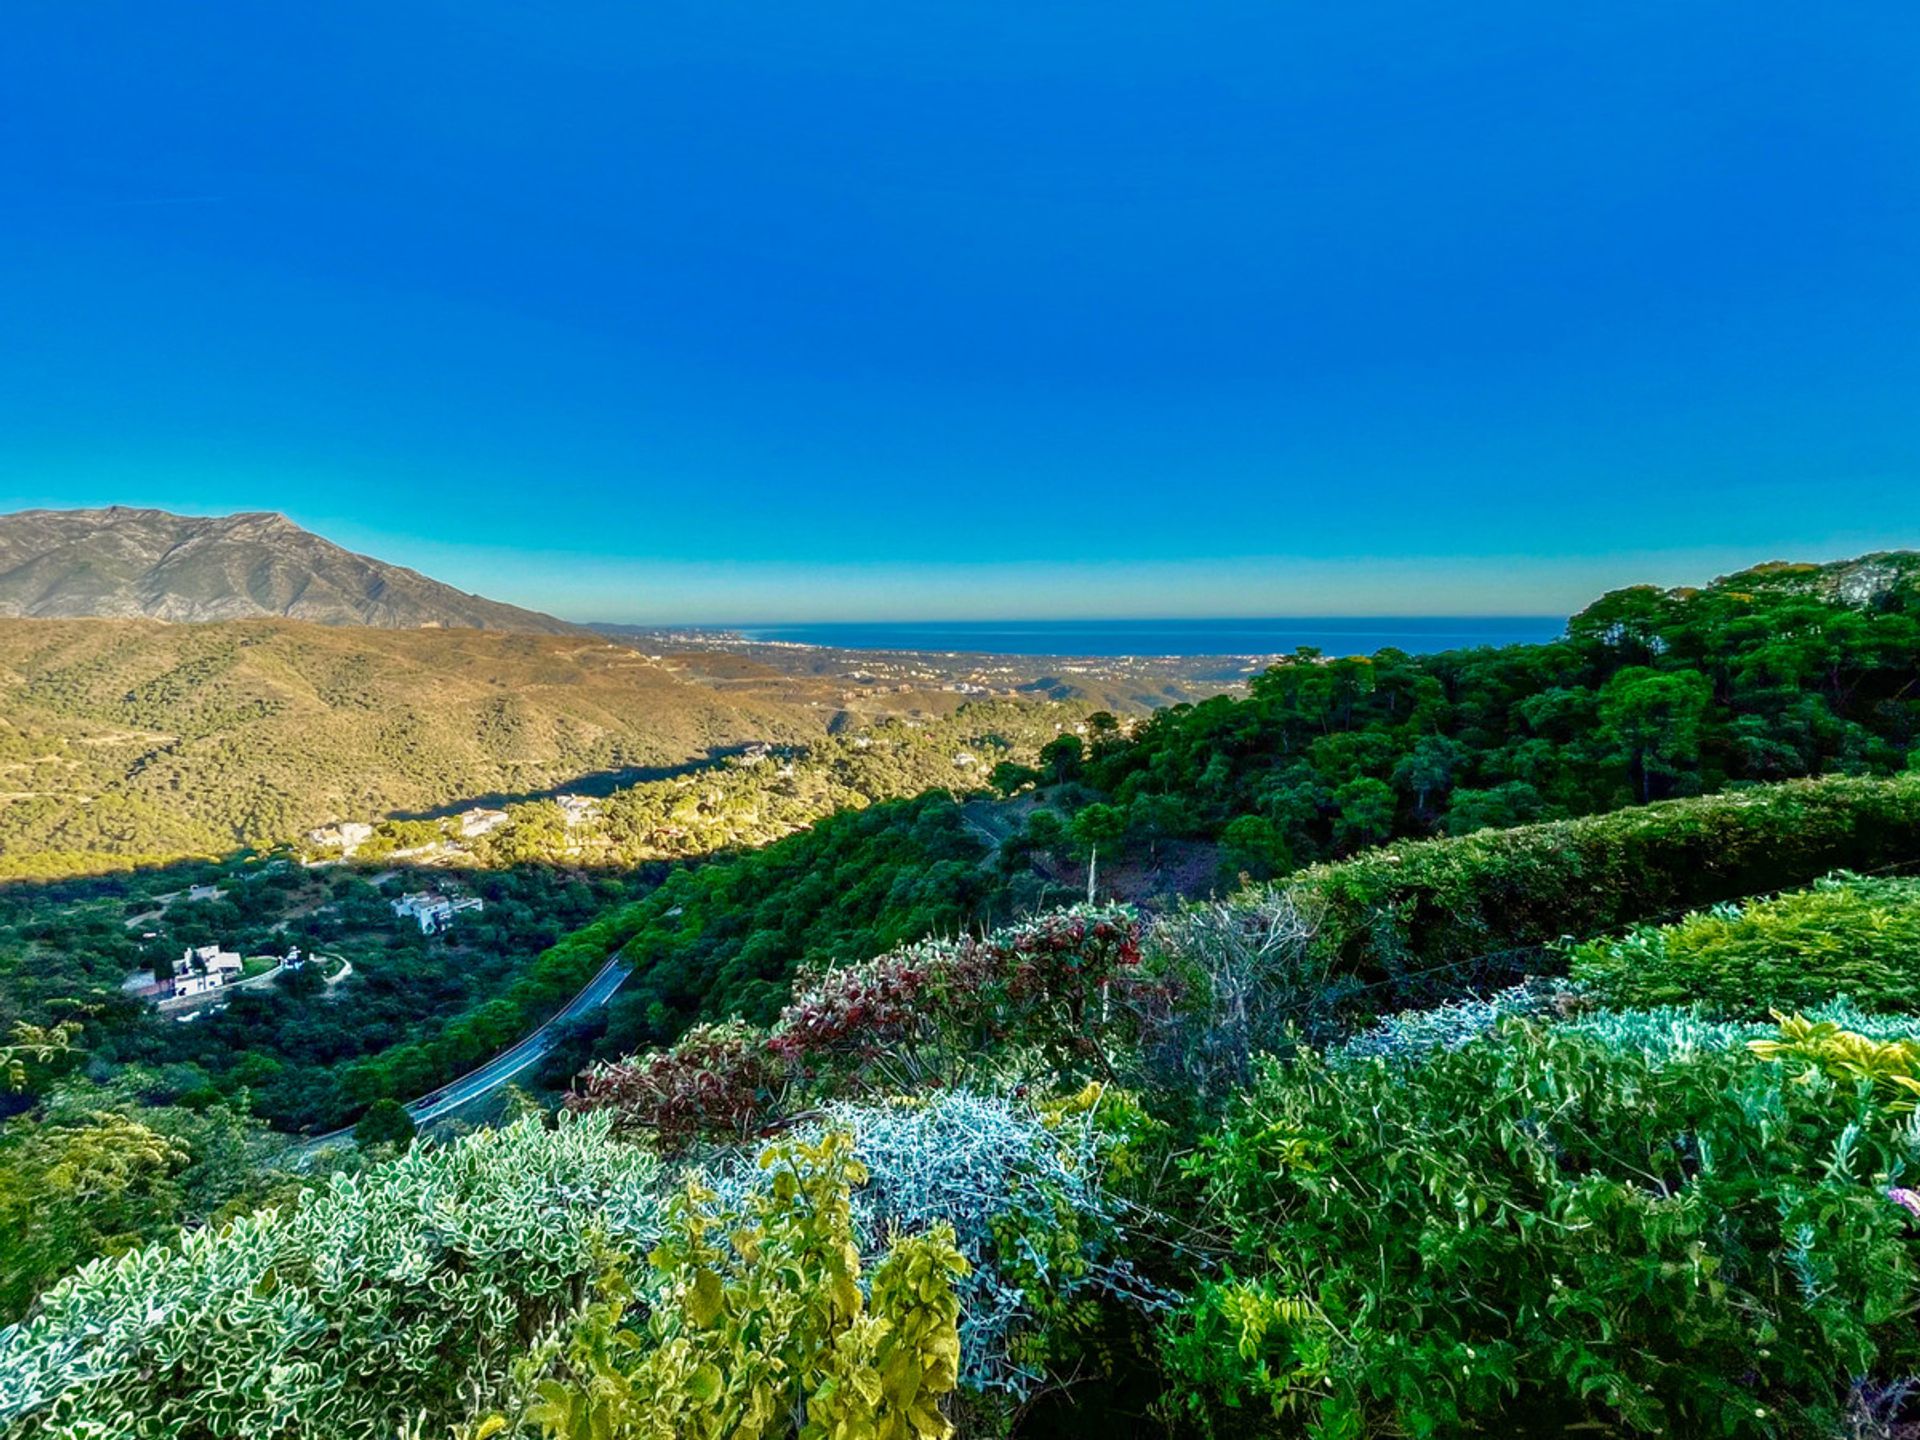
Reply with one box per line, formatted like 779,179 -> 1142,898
745,1089 -> 1168,1402
0,1113 -> 663,1439
1277,773 -> 1920,1014
573,906 -> 1147,1148
1163,1016 -> 1920,1438
520,1129 -> 965,1440
1571,874 -> 1920,1016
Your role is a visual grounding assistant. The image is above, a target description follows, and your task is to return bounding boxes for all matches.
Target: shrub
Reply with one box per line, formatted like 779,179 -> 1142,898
1749,1012 -> 1920,1113
571,1020 -> 787,1150
521,1130 -> 966,1440
352,1096 -> 416,1151
1571,873 -> 1920,1016
1132,891 -> 1329,1103
574,906 -> 1148,1146
1553,997 -> 1920,1063
0,1113 -> 663,1439
712,1090 -> 1169,1403
1273,772 -> 1920,1016
772,904 -> 1147,1080
1163,1017 -> 1920,1438
1326,977 -> 1578,1066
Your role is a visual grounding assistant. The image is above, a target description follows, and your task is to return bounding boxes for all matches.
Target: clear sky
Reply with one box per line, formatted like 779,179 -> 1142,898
2,2 -> 1916,622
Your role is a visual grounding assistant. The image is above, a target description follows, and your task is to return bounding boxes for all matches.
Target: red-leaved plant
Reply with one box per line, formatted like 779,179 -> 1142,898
572,905 -> 1148,1148
569,1019 -> 785,1149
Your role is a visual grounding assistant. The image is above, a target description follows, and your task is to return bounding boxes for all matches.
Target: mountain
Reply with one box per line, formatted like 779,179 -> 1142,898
0,506 -> 580,633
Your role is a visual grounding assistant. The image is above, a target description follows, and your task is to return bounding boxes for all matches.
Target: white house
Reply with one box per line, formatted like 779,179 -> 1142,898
172,943 -> 243,997
555,794 -> 599,828
391,892 -> 485,934
306,821 -> 375,854
458,807 -> 509,838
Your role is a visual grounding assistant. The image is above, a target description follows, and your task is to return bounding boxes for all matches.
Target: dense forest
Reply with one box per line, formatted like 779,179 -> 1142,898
1072,552 -> 1920,870
6,552 -> 1920,1438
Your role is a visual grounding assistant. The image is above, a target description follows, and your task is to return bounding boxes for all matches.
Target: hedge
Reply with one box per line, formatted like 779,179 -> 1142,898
1277,773 -> 1920,1009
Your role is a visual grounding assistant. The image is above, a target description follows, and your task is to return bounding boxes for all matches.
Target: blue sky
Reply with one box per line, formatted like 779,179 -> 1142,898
2,2 -> 1916,621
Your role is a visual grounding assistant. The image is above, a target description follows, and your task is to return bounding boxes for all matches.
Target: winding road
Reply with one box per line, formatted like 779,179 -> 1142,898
298,950 -> 634,1156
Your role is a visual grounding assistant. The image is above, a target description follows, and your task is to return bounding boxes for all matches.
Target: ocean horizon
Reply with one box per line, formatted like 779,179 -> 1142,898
723,617 -> 1566,657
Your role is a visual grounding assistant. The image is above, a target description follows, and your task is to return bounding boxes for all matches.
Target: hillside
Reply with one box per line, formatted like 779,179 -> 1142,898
0,617 -> 835,871
0,507 -> 580,632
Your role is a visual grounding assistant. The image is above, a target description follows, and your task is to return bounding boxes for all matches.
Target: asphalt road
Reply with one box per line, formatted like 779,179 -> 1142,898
299,950 -> 634,1155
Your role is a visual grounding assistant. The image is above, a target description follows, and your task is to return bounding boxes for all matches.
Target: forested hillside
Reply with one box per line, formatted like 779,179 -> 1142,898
0,703 -> 1075,1132
0,618 -> 833,874
1063,551 -> 1920,870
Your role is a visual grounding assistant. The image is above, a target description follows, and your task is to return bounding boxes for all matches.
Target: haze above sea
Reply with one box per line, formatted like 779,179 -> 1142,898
727,618 -> 1565,658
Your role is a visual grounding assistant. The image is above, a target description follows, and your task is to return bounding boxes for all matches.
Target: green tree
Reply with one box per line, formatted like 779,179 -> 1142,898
1596,667 -> 1713,802
989,760 -> 1041,797
1069,803 -> 1129,861
1332,777 -> 1395,852
1127,792 -> 1187,860
1039,734 -> 1085,784
1443,781 -> 1544,836
1219,814 -> 1290,881
353,1097 -> 416,1152
1391,735 -> 1468,821
1084,710 -> 1124,759
1023,809 -> 1068,855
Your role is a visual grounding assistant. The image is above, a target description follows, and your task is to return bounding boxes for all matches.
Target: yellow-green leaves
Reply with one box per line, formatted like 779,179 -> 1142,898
686,1268 -> 724,1328
1749,1011 -> 1920,1113
529,1129 -> 965,1440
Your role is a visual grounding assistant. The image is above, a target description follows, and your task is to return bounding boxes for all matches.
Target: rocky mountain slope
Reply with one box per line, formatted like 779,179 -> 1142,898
0,507 -> 579,633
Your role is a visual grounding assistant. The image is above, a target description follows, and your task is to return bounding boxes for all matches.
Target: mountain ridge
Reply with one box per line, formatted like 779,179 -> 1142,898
0,506 -> 581,633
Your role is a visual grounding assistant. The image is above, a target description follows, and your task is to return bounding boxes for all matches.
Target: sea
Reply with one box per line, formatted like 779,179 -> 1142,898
727,618 -> 1565,658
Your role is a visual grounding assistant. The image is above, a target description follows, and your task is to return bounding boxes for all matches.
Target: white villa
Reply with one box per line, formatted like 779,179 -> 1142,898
306,820 -> 376,854
391,891 -> 485,934
172,943 -> 243,998
458,807 -> 509,838
555,794 -> 599,828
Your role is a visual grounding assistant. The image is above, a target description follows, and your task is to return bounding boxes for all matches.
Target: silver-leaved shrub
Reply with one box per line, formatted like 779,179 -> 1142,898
709,1089 -> 1166,1401
0,1112 -> 662,1440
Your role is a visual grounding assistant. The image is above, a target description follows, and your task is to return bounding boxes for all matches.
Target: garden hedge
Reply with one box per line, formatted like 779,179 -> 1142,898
1279,773 -> 1920,1006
